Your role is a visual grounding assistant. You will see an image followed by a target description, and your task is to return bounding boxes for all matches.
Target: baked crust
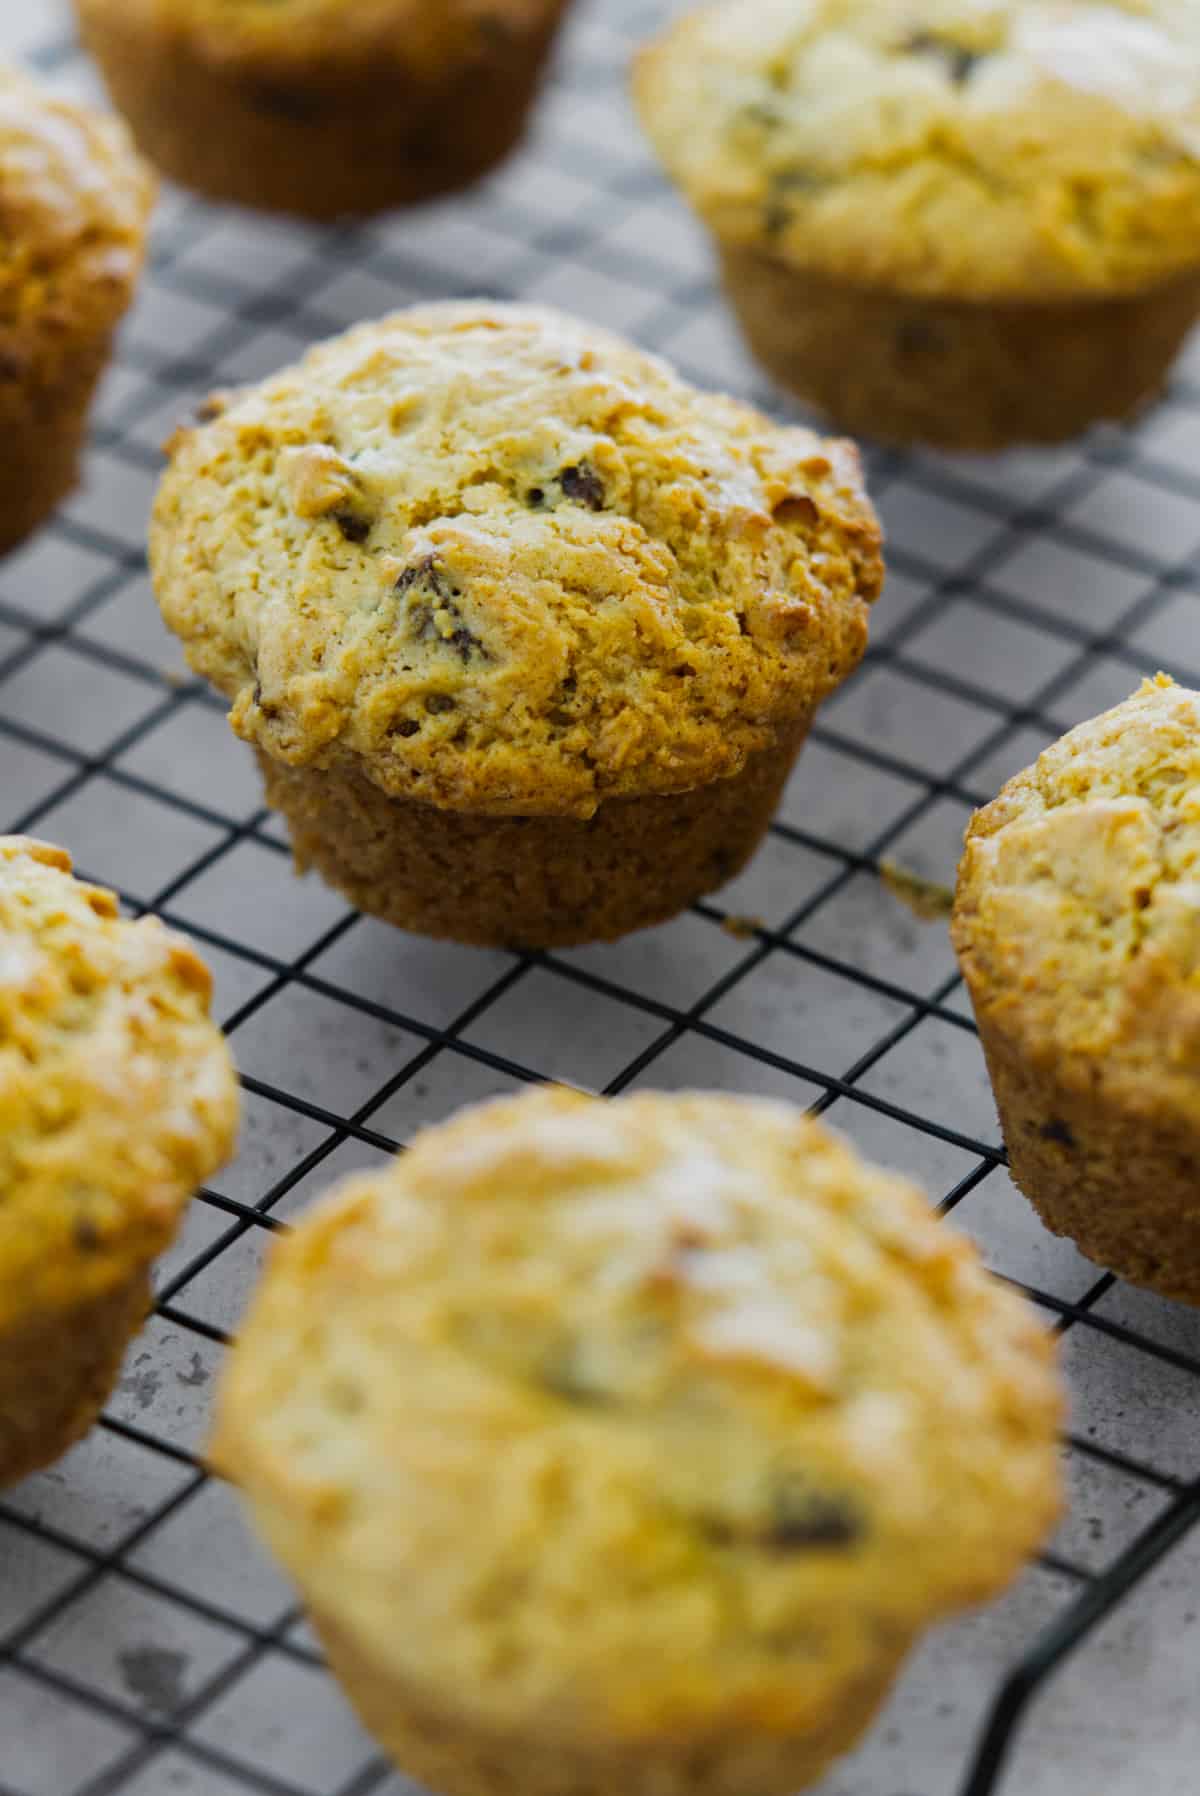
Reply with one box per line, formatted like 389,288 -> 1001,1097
151,302 -> 882,821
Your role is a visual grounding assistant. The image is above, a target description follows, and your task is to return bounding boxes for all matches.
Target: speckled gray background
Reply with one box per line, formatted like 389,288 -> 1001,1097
1,4 -> 1199,1795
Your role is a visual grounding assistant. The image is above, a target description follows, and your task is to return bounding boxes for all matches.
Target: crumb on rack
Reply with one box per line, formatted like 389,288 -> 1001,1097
879,859 -> 954,923
721,913 -> 765,939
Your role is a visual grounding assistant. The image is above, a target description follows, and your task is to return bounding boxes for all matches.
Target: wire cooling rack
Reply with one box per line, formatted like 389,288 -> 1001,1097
3,4 -> 1200,1794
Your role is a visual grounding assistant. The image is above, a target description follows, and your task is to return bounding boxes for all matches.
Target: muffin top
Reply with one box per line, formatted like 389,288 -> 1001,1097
953,676 -> 1200,1120
78,0 -> 566,71
0,838 -> 238,1325
211,1087 -> 1061,1743
0,62 -> 153,342
152,303 -> 882,819
635,0 -> 1200,299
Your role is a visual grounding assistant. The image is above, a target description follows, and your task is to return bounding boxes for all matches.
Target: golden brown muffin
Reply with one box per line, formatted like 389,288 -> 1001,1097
0,63 -> 154,556
74,0 -> 572,219
635,1 -> 1200,451
953,676 -> 1200,1304
211,1087 -> 1063,1796
0,838 -> 239,1485
150,302 -> 883,949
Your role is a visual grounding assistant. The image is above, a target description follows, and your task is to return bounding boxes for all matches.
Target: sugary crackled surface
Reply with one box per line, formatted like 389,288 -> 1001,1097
953,675 -> 1200,1117
0,60 -> 153,340
151,303 -> 882,820
76,0 -> 573,74
0,838 -> 239,1326
211,1087 -> 1062,1744
635,0 -> 1200,299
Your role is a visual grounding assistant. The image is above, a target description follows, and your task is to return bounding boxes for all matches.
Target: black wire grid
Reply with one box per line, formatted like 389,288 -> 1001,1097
3,5 -> 1200,1794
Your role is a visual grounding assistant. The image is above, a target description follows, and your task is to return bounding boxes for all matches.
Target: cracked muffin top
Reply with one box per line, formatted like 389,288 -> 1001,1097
150,302 -> 882,820
75,0 -> 565,73
634,0 -> 1200,299
212,1087 -> 1061,1742
953,676 -> 1200,1118
0,61 -> 153,340
0,838 -> 238,1326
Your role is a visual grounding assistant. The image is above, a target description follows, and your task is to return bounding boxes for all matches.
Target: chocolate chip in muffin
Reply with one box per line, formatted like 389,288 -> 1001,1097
559,462 -> 606,510
524,463 -> 605,512
333,508 -> 372,544
1039,1118 -> 1078,1150
397,557 -> 489,665
73,1216 -> 101,1254
395,553 -> 442,597
417,607 -> 486,665
539,1341 -> 617,1407
767,1484 -> 864,1552
702,1484 -> 864,1553
736,99 -> 784,133
408,601 -> 441,640
765,167 -> 831,237
903,31 -> 984,85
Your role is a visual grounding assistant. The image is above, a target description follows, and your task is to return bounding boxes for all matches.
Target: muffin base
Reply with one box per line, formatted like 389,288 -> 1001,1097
315,1611 -> 909,1796
257,724 -> 807,949
976,1018 -> 1200,1306
77,7 -> 569,219
719,248 -> 1200,452
0,1272 -> 151,1487
0,341 -> 112,557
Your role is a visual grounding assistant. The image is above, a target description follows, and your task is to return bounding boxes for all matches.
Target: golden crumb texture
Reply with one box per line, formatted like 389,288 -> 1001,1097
150,302 -> 882,821
212,1086 -> 1062,1758
76,0 -> 569,72
953,674 -> 1200,1124
0,836 -> 239,1327
0,60 -> 154,342
635,0 -> 1200,300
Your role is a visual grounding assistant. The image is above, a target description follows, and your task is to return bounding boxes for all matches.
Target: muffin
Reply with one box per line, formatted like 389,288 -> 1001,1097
150,302 -> 883,949
953,676 -> 1200,1304
0,63 -> 154,556
634,1 -> 1200,451
212,1086 -> 1062,1796
0,838 -> 238,1486
74,0 -> 572,219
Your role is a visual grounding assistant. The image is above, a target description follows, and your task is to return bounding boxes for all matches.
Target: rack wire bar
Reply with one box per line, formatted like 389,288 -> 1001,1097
3,4 -> 1200,1794
962,1479 -> 1200,1796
